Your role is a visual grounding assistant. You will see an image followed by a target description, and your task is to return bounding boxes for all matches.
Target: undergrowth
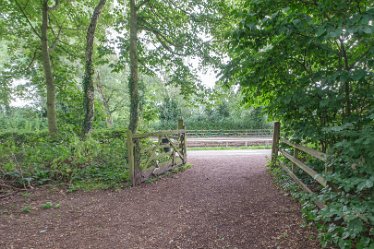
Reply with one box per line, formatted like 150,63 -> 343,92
1,130 -> 192,192
0,129 -> 128,192
268,159 -> 374,249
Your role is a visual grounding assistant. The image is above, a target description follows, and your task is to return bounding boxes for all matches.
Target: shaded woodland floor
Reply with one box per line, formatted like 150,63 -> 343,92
0,150 -> 320,249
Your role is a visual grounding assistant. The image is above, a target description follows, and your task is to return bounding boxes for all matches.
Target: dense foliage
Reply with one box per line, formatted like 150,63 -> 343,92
0,130 -> 128,191
222,0 -> 374,248
149,85 -> 270,130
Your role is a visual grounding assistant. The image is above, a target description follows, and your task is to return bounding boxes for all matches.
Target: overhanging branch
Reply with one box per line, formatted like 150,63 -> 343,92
14,0 -> 42,39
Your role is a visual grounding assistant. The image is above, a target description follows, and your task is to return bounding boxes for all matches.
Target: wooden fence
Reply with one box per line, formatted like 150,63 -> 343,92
271,122 -> 327,208
187,129 -> 273,137
127,119 -> 187,186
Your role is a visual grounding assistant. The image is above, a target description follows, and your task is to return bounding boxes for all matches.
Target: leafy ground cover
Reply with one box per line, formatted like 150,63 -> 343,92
0,130 -> 128,194
270,153 -> 374,249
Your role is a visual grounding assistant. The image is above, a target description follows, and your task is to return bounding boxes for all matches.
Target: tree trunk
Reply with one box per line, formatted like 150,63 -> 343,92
41,0 -> 58,135
82,0 -> 107,136
128,0 -> 142,185
128,0 -> 139,134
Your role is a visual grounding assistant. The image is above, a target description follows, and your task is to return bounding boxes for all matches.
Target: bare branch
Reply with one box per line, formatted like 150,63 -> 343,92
49,24 -> 63,52
26,49 -> 38,69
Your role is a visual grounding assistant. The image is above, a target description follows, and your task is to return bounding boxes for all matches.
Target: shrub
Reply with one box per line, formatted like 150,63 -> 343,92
272,123 -> 374,249
0,129 -> 129,190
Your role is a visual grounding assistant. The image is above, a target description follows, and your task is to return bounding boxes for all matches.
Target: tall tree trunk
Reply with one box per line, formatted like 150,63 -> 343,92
128,0 -> 139,134
128,0 -> 142,185
41,0 -> 58,134
82,0 -> 107,136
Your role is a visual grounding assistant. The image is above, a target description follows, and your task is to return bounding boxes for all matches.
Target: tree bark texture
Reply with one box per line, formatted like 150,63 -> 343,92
82,0 -> 107,136
128,0 -> 139,134
128,0 -> 142,185
41,0 -> 58,134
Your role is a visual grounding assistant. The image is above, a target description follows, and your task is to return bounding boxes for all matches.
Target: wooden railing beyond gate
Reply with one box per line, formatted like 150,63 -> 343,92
127,120 -> 187,186
187,129 -> 273,137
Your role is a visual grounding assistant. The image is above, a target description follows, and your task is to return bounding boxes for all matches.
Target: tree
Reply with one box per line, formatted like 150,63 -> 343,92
222,0 -> 374,147
1,0 -> 115,134
82,0 -> 107,136
0,42 -> 12,114
128,0 -> 139,134
40,0 -> 60,134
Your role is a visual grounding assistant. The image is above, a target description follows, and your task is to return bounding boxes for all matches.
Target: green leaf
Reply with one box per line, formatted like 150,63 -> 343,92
357,179 -> 373,192
362,26 -> 374,34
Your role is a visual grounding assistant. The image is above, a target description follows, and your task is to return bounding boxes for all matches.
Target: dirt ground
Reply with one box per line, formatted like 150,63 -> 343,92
0,150 -> 320,249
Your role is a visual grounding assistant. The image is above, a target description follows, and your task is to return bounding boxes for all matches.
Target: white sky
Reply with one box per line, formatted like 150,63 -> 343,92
199,69 -> 217,88
10,79 -> 33,107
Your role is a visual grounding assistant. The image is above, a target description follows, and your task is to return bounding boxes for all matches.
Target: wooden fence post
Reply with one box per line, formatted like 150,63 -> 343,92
127,130 -> 135,186
271,122 -> 281,165
178,118 -> 187,163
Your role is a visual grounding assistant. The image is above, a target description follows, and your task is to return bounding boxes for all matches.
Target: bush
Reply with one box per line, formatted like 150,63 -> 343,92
0,129 -> 129,190
314,125 -> 374,249
272,123 -> 374,249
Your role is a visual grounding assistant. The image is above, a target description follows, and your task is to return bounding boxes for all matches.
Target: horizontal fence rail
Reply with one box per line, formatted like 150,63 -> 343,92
279,149 -> 327,187
271,122 -> 327,208
186,129 -> 273,148
187,129 -> 273,137
280,139 -> 327,161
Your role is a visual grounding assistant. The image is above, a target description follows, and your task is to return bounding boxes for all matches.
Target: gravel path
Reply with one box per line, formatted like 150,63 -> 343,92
0,150 -> 320,249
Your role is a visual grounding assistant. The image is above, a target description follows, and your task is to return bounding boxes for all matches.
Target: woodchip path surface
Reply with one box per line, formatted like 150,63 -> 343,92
0,150 -> 320,249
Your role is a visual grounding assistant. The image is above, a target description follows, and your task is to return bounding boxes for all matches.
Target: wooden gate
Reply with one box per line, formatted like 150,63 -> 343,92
127,119 -> 187,186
